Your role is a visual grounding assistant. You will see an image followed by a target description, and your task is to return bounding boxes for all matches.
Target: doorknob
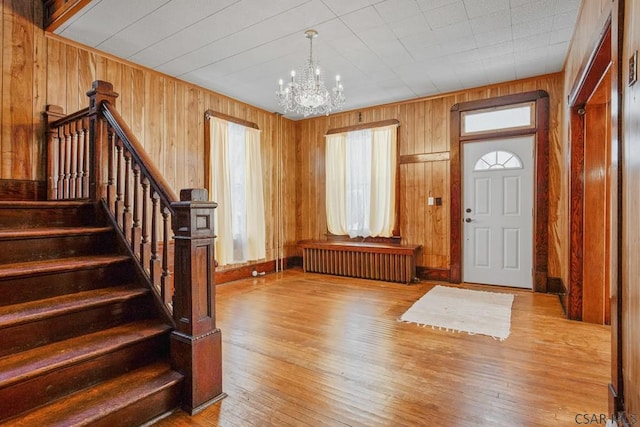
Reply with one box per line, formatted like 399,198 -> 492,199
465,218 -> 472,223
465,208 -> 472,213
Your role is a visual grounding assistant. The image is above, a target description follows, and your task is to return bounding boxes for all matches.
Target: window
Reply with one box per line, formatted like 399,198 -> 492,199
325,123 -> 398,238
474,150 -> 523,171
461,102 -> 535,136
208,115 -> 265,266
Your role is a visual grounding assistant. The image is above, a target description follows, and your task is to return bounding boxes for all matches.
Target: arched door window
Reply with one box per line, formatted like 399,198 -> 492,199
474,150 -> 523,171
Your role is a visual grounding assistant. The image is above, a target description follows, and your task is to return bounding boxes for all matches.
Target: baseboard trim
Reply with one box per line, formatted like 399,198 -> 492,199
216,257 -> 297,284
547,276 -> 566,294
0,179 -> 46,200
416,267 -> 450,282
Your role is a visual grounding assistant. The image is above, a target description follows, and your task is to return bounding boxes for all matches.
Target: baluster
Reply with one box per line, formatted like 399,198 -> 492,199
106,129 -> 116,211
131,164 -> 142,258
76,121 -> 85,198
114,140 -> 124,226
82,117 -> 90,198
69,121 -> 78,198
150,191 -> 162,289
58,126 -> 66,199
49,129 -> 60,200
64,123 -> 72,198
122,149 -> 133,242
161,205 -> 172,306
141,177 -> 151,269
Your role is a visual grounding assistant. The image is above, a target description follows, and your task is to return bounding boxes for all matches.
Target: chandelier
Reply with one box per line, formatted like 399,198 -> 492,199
276,30 -> 345,117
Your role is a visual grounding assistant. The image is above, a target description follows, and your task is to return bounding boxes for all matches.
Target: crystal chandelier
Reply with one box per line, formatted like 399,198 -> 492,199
276,30 -> 345,117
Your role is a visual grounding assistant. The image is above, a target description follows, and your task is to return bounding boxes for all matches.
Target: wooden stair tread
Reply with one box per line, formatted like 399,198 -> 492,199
0,285 -> 149,328
0,255 -> 131,279
1,361 -> 182,427
0,319 -> 171,389
0,226 -> 112,240
0,201 -> 93,209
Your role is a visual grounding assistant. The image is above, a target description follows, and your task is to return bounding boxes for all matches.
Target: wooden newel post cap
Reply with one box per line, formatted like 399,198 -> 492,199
180,188 -> 208,202
87,80 -> 119,113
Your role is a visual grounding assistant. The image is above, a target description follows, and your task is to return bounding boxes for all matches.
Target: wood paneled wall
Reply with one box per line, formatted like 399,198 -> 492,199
622,0 -> 640,417
0,0 -> 298,268
296,74 -> 564,273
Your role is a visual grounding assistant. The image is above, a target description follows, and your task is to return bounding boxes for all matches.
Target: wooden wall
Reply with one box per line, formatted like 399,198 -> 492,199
295,74 -> 564,275
622,0 -> 640,417
0,0 -> 298,267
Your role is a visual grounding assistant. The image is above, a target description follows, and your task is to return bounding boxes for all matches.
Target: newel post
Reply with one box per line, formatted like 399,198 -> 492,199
87,80 -> 118,201
170,188 -> 225,414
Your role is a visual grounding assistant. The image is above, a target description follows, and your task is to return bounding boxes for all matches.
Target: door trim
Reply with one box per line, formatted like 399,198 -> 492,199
450,91 -> 550,292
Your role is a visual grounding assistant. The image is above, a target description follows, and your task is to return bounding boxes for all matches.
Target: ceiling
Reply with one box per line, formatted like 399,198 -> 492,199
55,0 -> 581,119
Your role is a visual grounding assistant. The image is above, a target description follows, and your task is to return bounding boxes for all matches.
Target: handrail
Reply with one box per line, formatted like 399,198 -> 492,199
50,107 -> 90,129
101,101 -> 178,212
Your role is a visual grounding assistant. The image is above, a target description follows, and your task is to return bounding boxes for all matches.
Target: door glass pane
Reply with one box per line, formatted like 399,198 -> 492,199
462,102 -> 534,135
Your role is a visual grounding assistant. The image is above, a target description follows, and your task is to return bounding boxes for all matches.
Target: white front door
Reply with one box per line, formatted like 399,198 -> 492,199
463,136 -> 534,289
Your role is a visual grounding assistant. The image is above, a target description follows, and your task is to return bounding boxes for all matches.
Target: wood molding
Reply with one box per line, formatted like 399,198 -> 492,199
449,90 -> 550,292
216,258 -> 297,285
43,0 -> 91,31
0,180 -> 47,201
546,277 -> 566,295
400,152 -> 450,164
325,119 -> 399,135
204,110 -> 259,130
416,267 -> 450,282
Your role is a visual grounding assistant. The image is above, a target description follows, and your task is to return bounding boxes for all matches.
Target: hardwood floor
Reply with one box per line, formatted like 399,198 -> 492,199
154,269 -> 610,426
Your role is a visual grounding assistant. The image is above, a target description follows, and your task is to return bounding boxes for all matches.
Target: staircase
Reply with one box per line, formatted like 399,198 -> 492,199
0,200 -> 183,426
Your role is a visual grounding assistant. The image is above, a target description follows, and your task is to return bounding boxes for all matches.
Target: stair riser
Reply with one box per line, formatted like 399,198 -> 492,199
0,232 -> 117,264
0,261 -> 135,307
89,381 -> 182,427
0,334 -> 169,420
0,204 -> 98,228
0,296 -> 154,357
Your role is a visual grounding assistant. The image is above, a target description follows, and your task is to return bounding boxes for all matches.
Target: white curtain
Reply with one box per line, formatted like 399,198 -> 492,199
325,133 -> 347,235
209,117 -> 266,266
369,125 -> 397,237
244,127 -> 266,261
325,124 -> 397,238
209,117 -> 234,266
346,129 -> 372,237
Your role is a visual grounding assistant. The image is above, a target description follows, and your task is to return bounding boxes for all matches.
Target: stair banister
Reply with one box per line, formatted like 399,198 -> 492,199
47,80 -> 225,414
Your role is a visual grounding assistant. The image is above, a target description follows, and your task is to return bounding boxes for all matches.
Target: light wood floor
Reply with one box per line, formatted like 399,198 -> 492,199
154,269 -> 610,426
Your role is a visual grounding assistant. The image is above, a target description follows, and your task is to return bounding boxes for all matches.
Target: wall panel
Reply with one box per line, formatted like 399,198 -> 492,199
296,74 -> 563,272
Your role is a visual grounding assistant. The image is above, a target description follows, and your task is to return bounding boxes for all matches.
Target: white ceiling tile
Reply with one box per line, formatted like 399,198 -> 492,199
425,2 -> 468,29
513,33 -> 551,51
417,0 -> 462,12
463,0 -> 509,18
341,6 -> 386,32
389,15 -> 432,39
374,0 -> 423,23
477,40 -> 514,58
433,21 -> 473,42
512,16 -> 553,39
549,26 -> 573,45
474,27 -> 512,47
552,10 -> 578,30
511,0 -> 557,24
321,0 -> 381,16
470,11 -> 511,34
555,0 -> 580,14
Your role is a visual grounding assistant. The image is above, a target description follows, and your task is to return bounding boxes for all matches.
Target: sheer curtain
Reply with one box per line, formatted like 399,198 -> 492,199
325,133 -> 347,235
244,127 -> 266,261
209,117 -> 266,266
209,117 -> 234,265
325,124 -> 397,238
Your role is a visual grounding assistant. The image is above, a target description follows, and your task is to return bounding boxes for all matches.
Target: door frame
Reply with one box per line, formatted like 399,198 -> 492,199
450,91 -> 550,292
565,4 -> 623,415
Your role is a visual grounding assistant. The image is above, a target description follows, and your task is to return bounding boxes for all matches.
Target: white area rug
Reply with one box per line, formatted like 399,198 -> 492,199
400,285 -> 515,340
